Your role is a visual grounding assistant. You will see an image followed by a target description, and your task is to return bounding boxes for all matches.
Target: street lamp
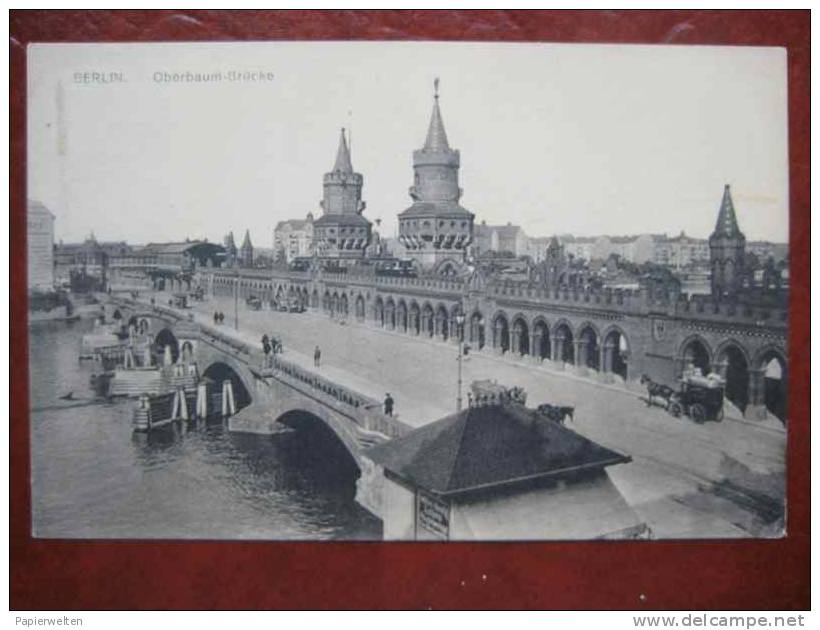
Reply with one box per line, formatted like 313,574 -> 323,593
234,265 -> 239,331
455,305 -> 466,412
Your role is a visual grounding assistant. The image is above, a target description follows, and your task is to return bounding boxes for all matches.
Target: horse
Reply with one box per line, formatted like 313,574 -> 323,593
536,403 -> 575,426
640,374 -> 675,409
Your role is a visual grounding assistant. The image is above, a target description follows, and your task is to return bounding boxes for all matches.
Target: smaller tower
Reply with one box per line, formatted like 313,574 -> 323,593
543,236 -> 568,287
239,229 -> 254,268
223,231 -> 238,268
312,128 -> 372,263
709,184 -> 746,297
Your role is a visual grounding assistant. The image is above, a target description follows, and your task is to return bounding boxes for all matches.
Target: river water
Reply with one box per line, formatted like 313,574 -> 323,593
29,318 -> 381,540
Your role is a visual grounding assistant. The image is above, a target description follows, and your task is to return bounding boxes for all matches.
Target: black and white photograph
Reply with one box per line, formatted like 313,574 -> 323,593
27,41 -> 789,542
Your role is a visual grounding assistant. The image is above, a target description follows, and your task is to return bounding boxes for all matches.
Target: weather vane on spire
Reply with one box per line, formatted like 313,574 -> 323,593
434,77 -> 440,99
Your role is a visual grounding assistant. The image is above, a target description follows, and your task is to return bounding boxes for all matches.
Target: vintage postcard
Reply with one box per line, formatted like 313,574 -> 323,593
27,41 -> 788,541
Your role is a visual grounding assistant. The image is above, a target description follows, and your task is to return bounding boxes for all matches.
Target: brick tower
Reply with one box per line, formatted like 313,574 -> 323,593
398,80 -> 474,272
312,128 -> 372,263
709,184 -> 746,297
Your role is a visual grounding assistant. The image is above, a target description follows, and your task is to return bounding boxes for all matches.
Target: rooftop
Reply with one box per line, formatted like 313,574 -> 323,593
275,218 -> 313,231
367,395 -> 629,498
28,199 -> 55,218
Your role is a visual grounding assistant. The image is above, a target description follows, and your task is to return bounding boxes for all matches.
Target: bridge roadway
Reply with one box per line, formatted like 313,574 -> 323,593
150,292 -> 785,539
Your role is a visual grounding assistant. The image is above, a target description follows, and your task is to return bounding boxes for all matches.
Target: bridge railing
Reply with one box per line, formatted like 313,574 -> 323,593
195,321 -> 413,439
198,323 -> 258,360
267,355 -> 413,439
673,293 -> 788,326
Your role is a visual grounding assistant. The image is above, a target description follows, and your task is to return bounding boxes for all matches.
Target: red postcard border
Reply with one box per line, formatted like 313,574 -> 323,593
9,10 -> 810,610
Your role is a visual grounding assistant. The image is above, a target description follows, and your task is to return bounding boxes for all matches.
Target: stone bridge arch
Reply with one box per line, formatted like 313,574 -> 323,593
196,349 -> 256,399
753,343 -> 788,422
678,334 -> 714,376
201,358 -> 252,401
714,339 -> 752,412
154,327 -> 180,364
272,398 -> 368,473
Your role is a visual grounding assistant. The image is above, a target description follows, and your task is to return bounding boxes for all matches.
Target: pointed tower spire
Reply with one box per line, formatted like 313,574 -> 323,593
241,229 -> 252,249
423,78 -> 450,152
333,127 -> 353,173
714,184 -> 741,237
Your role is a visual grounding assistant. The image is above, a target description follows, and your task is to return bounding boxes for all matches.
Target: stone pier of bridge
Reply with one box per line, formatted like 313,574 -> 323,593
107,296 -> 412,518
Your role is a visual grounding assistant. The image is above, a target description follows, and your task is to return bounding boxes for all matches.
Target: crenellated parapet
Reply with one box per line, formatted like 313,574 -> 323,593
201,265 -> 787,334
195,265 -> 788,421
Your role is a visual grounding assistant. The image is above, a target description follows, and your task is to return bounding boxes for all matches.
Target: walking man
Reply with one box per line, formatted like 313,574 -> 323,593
384,393 -> 394,417
262,338 -> 271,367
314,345 -> 321,367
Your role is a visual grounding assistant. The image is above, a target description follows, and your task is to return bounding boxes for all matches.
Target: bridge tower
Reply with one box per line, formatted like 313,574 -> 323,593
398,79 -> 475,272
313,128 -> 372,263
709,184 -> 746,298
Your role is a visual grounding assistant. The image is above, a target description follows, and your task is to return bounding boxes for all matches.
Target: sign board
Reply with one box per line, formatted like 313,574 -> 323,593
652,317 -> 667,341
416,490 -> 450,540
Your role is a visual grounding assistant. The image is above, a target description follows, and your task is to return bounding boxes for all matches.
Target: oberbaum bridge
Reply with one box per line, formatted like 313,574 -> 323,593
107,82 -> 787,526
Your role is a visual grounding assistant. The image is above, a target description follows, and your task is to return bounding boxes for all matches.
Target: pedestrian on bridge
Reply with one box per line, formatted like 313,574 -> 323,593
262,338 -> 272,366
384,393 -> 394,417
213,311 -> 219,325
314,345 -> 321,367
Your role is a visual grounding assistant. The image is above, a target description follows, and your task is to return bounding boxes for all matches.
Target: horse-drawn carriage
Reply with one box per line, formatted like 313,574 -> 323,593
668,379 -> 724,423
171,293 -> 188,309
641,372 -> 725,423
246,295 -> 262,311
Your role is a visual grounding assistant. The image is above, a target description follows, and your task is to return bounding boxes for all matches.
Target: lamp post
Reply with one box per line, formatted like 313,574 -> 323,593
455,306 -> 466,412
234,265 -> 239,331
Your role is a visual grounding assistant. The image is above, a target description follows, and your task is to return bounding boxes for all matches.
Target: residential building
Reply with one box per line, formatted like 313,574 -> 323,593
27,200 -> 55,290
655,231 -> 710,269
274,214 -> 314,263
559,235 -> 596,261
473,221 -> 529,257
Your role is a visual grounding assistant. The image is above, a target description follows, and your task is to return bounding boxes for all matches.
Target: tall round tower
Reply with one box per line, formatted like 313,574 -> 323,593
312,128 -> 372,262
398,80 -> 474,272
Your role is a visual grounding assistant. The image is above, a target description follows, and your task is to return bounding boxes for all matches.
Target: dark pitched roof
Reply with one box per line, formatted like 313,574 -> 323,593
143,241 -> 202,254
332,128 -> 354,173
399,201 -> 474,219
712,184 -> 744,239
423,93 -> 451,152
367,403 -> 629,497
140,241 -> 224,255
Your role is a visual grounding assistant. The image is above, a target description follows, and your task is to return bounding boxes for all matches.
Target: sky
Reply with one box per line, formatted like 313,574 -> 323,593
28,42 -> 789,247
